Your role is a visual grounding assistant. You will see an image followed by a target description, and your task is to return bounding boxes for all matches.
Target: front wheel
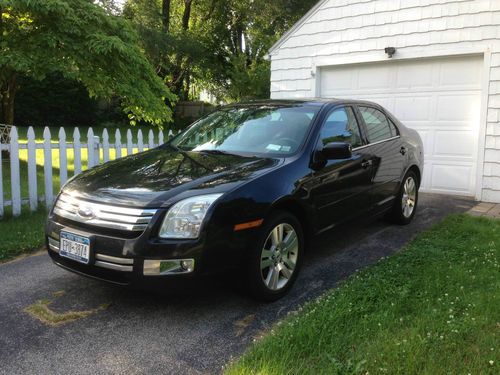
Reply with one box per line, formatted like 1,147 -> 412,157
387,171 -> 419,225
245,211 -> 304,302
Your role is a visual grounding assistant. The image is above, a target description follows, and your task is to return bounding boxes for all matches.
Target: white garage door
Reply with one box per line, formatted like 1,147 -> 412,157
320,55 -> 483,196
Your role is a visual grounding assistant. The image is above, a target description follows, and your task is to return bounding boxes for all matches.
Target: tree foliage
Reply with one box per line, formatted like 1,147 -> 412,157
0,0 -> 176,125
123,0 -> 317,102
0,0 -> 317,126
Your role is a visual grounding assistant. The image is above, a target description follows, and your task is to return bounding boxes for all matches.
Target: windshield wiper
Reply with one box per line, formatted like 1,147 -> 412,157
198,149 -> 235,156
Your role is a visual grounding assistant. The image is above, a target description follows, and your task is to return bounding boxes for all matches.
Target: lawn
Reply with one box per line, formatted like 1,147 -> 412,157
0,206 -> 48,262
227,214 -> 499,375
1,124 -> 177,202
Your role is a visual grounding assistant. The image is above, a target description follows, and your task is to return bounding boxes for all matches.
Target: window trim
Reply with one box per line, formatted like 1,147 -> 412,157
352,135 -> 400,151
388,118 -> 401,137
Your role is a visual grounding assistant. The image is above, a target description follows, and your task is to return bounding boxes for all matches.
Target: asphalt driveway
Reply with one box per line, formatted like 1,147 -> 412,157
0,194 -> 474,375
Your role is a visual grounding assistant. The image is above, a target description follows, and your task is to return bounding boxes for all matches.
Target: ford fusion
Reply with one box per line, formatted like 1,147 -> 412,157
46,100 -> 423,301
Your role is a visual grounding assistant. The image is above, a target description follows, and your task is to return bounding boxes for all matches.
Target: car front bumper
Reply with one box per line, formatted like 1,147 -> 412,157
46,212 -> 255,287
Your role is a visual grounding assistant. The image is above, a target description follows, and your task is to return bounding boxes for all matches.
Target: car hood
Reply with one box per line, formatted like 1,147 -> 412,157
63,147 -> 283,208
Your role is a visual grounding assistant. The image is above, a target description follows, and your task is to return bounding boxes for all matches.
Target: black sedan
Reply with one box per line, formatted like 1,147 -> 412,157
46,99 -> 423,301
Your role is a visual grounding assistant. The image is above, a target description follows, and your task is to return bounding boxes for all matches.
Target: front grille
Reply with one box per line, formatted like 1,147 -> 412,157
53,192 -> 158,232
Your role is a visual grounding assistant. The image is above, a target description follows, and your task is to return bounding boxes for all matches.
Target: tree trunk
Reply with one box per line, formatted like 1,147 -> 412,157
0,73 -> 17,125
161,0 -> 170,32
171,0 -> 194,99
203,0 -> 216,21
182,0 -> 193,31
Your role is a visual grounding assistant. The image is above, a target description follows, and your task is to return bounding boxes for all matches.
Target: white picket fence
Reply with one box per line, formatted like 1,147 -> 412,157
0,126 -> 179,218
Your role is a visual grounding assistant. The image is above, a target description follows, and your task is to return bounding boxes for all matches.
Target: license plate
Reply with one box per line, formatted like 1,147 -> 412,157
60,231 -> 90,264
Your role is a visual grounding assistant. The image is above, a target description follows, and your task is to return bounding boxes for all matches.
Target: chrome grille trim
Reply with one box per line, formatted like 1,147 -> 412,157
48,237 -> 60,252
53,192 -> 157,232
95,253 -> 134,265
94,261 -> 133,272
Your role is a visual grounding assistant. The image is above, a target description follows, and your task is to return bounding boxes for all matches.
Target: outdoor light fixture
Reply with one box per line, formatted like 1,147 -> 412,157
385,47 -> 396,58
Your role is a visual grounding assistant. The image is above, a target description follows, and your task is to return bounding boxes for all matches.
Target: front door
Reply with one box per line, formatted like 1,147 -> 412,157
308,106 -> 374,231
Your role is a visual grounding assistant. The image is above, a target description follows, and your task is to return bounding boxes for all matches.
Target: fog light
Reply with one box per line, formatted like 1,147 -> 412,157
180,260 -> 194,272
143,259 -> 195,276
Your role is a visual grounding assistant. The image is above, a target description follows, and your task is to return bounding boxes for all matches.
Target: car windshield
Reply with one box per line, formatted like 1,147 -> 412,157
170,104 -> 320,156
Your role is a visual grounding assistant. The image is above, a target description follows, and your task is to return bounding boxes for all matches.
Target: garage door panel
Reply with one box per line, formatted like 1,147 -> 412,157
320,69 -> 354,92
363,97 -> 392,109
415,130 -> 431,157
436,94 -> 481,122
430,164 -> 475,194
358,65 -> 392,90
433,131 -> 476,159
337,94 -> 393,109
319,55 -> 482,196
393,96 -> 432,121
396,62 -> 434,89
439,58 -> 483,89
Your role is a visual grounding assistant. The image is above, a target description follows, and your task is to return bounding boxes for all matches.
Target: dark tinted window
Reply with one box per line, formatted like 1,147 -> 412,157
359,106 -> 392,143
319,107 -> 362,148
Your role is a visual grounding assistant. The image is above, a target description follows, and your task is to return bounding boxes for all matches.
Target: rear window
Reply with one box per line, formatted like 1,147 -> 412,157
359,106 -> 393,143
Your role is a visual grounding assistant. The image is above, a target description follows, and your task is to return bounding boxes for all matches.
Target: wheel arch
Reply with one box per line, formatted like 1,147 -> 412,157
271,198 -> 313,246
407,164 -> 422,188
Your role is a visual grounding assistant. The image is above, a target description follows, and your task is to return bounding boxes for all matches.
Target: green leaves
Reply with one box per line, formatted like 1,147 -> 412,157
123,0 -> 318,103
0,0 -> 175,126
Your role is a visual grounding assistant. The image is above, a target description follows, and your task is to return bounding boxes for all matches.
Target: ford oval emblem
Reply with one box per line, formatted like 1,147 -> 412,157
77,206 -> 95,220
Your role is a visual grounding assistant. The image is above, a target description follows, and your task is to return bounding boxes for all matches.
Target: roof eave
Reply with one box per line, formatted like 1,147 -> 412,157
267,0 -> 329,57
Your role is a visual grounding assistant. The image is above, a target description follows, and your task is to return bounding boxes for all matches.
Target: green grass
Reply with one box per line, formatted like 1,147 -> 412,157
227,214 -> 500,375
0,206 -> 48,262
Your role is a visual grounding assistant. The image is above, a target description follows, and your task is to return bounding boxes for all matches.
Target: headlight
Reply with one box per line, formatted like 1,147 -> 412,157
158,194 -> 223,239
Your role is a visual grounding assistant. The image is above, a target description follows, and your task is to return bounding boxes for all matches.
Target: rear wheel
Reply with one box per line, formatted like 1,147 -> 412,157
245,211 -> 303,302
387,170 -> 419,225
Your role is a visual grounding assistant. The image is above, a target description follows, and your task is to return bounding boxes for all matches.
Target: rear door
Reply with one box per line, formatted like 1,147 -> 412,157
356,105 -> 405,207
308,106 -> 374,230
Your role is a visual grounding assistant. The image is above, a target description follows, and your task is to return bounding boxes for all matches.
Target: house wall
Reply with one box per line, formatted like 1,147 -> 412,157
269,0 -> 500,202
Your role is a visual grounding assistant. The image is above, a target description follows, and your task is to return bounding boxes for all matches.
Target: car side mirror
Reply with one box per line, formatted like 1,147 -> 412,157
320,142 -> 352,160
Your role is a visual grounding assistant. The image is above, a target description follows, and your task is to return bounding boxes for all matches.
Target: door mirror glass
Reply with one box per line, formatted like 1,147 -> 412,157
321,142 -> 352,160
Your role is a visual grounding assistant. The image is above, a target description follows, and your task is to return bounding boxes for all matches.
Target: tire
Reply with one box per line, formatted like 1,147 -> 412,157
245,211 -> 304,302
387,170 -> 419,225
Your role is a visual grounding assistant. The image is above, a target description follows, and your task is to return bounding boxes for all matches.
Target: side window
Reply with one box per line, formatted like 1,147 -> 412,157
359,106 -> 393,143
319,107 -> 363,148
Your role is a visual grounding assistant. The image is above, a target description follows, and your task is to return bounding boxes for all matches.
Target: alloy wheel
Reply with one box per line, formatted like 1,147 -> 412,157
260,223 -> 299,291
402,176 -> 417,218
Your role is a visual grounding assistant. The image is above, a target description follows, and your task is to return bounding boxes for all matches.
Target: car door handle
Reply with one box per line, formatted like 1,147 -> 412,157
400,146 -> 407,156
361,160 -> 373,169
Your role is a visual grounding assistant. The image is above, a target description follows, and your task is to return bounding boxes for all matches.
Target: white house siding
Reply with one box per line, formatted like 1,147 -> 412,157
269,0 -> 500,203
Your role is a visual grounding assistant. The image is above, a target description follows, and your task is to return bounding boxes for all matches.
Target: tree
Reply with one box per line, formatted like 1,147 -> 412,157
123,0 -> 206,101
0,0 -> 176,126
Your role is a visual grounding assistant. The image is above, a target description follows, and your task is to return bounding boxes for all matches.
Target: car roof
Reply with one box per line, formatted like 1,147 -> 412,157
225,98 -> 381,108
